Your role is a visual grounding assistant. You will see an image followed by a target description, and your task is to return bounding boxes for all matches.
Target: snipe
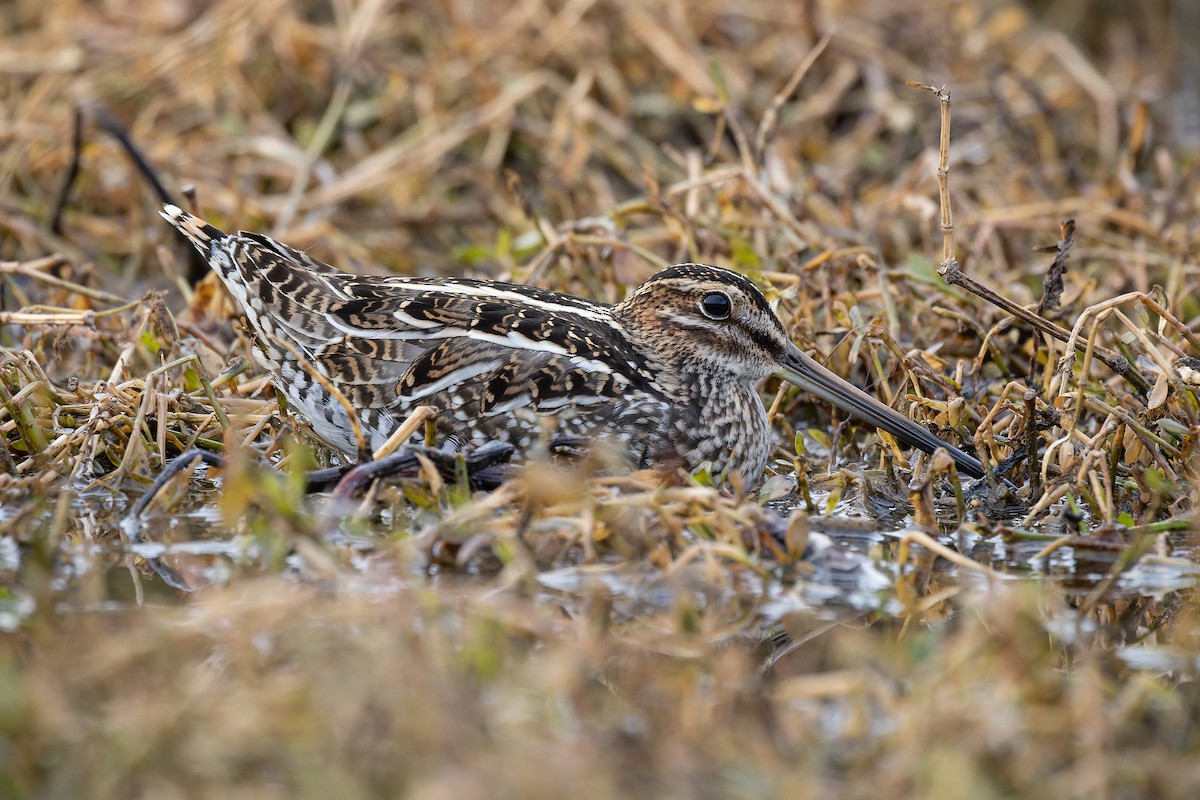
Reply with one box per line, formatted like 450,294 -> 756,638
161,204 -> 983,482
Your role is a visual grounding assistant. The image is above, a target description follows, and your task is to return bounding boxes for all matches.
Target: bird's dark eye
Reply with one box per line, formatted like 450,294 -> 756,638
699,292 -> 732,320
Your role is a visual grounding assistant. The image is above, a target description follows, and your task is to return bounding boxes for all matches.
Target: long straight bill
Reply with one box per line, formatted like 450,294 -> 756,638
778,343 -> 984,478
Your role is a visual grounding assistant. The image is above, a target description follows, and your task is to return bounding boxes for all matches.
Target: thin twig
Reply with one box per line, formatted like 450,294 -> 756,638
940,261 -> 1150,394
0,255 -> 127,305
907,81 -> 955,266
754,31 -> 834,163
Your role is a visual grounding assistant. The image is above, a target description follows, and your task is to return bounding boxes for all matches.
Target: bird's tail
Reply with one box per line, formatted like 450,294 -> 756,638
159,204 -> 227,254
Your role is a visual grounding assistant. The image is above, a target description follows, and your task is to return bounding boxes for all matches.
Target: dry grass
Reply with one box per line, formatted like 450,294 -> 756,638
3,0 -> 1200,796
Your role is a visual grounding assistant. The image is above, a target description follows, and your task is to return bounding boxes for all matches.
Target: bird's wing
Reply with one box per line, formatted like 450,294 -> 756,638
396,337 -> 633,414
162,204 -> 663,417
296,277 -> 665,413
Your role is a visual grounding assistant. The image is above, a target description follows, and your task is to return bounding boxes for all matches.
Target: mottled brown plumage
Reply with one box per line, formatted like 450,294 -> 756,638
161,204 -> 983,482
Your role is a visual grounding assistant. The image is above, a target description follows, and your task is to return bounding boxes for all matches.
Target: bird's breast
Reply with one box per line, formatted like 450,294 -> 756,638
657,381 -> 772,482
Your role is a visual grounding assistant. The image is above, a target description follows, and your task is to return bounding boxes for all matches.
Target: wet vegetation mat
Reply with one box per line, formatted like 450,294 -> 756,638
3,0 -> 1200,796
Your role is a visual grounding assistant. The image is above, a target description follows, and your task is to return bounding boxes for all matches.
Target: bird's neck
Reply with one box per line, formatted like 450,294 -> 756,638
629,338 -> 744,403
611,305 -> 696,396
610,307 -> 772,481
661,359 -> 772,482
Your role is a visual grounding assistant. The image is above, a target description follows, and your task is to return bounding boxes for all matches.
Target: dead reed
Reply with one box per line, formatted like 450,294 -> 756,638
2,0 -> 1199,796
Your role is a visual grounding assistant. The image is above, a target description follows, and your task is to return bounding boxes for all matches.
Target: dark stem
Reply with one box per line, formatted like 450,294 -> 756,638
938,260 -> 1150,395
48,103 -> 209,284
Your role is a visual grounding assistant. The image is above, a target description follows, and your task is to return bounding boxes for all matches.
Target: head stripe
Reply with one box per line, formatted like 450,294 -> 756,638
639,263 -> 780,329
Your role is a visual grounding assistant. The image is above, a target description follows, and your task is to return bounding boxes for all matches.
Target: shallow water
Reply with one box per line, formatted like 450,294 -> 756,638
6,458 -> 1190,679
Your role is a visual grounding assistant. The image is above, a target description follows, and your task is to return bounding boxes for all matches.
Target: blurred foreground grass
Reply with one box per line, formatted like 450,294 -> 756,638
9,579 -> 1200,799
3,0 -> 1200,796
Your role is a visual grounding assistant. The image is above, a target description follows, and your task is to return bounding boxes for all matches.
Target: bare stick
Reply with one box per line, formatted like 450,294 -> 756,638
754,31 -> 834,162
907,81 -> 955,266
938,262 -> 1149,394
0,254 -> 127,305
48,105 -> 84,235
908,82 -> 1149,394
372,405 -> 437,460
47,102 -> 212,285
